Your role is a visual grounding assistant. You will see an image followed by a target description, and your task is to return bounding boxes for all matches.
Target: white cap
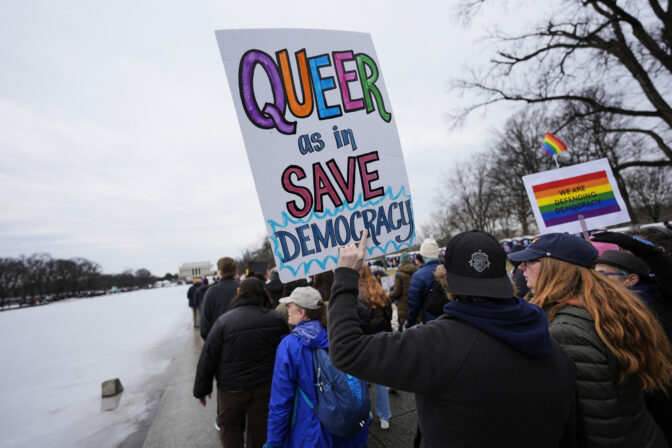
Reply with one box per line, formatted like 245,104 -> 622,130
278,286 -> 322,309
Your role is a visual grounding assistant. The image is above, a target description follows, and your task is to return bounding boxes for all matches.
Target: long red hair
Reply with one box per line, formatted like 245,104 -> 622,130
359,266 -> 389,308
531,257 -> 672,392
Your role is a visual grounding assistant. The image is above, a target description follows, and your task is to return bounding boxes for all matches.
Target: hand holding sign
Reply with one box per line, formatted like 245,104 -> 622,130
337,229 -> 368,271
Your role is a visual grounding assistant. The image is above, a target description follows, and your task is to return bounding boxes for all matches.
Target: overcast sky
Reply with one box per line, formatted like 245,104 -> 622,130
0,0 -> 526,276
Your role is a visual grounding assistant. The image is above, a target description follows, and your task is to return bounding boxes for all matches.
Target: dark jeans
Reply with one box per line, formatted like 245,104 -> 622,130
216,382 -> 271,448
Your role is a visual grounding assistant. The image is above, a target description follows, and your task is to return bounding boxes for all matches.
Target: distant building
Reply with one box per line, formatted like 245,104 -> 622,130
179,262 -> 214,282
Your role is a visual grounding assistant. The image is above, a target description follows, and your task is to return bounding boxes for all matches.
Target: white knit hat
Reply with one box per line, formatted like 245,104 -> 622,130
419,238 -> 439,259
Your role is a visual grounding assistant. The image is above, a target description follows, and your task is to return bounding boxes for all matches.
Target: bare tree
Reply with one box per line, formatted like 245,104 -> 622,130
419,208 -> 455,247
487,109 -> 556,234
0,258 -> 24,307
22,253 -> 50,298
623,166 -> 672,221
454,0 -> 672,167
555,98 -> 650,219
239,235 -> 276,273
438,156 -> 504,236
134,268 -> 152,278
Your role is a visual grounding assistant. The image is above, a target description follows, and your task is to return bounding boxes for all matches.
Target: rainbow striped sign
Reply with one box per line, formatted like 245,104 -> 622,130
523,159 -> 630,234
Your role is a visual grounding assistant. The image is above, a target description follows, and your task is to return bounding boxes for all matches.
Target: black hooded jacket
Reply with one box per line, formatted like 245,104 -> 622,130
193,297 -> 289,397
328,267 -> 577,448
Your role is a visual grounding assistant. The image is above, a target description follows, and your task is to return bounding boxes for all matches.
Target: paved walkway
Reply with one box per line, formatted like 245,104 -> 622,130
142,329 -> 417,448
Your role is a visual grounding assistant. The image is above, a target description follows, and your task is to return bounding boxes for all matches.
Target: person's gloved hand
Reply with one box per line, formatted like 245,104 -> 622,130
591,231 -> 663,258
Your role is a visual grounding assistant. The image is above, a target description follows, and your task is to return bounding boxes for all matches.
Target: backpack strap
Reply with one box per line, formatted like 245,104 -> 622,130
296,346 -> 321,411
312,348 -> 326,391
292,384 -> 314,429
291,388 -> 299,429
296,385 -> 314,409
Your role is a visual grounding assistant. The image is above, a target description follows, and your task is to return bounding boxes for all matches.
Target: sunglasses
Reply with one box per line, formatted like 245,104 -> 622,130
521,258 -> 541,268
597,271 -> 626,277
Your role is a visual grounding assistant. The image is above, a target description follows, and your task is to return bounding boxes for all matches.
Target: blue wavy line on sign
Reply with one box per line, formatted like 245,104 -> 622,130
267,186 -> 415,276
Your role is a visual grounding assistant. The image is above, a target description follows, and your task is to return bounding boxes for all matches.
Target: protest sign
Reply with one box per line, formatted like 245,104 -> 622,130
380,275 -> 395,292
215,29 -> 415,281
522,158 -> 630,235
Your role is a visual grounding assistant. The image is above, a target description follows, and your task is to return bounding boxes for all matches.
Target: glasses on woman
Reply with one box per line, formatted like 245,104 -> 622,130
521,259 -> 541,268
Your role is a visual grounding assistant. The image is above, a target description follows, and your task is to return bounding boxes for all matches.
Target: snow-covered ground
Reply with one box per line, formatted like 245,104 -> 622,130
0,285 -> 192,447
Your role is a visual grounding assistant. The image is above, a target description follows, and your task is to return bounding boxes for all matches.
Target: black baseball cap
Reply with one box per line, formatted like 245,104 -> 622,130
508,233 -> 598,268
443,231 -> 514,299
595,250 -> 650,278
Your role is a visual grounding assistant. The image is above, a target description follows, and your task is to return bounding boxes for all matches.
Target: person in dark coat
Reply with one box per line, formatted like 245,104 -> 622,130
388,252 -> 417,330
187,279 -> 202,328
511,233 -> 672,448
200,257 -> 238,340
265,268 -> 284,306
591,230 -> 672,340
405,239 -> 442,327
194,277 -> 209,313
508,245 -> 530,298
330,230 -> 578,448
312,270 -> 334,302
591,231 -> 672,445
595,250 -> 657,298
193,277 -> 289,448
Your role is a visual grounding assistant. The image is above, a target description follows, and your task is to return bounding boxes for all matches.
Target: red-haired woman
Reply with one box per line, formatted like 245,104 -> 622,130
357,266 -> 393,429
511,233 -> 672,448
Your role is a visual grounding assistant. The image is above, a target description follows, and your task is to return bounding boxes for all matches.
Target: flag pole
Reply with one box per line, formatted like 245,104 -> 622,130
553,154 -> 560,170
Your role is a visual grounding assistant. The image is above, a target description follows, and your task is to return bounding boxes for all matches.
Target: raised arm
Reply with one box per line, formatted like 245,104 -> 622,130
329,230 -> 450,393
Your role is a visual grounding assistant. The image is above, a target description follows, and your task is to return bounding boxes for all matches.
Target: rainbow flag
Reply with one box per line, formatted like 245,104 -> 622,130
532,170 -> 621,227
542,132 -> 567,157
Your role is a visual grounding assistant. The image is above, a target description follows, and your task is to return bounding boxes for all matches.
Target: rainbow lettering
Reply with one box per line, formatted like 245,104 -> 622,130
533,170 -> 621,227
238,49 -> 391,135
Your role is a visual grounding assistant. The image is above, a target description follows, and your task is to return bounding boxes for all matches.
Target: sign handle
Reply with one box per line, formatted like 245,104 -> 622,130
577,214 -> 590,241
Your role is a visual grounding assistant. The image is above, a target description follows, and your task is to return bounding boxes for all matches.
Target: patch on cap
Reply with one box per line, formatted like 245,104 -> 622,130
468,250 -> 491,273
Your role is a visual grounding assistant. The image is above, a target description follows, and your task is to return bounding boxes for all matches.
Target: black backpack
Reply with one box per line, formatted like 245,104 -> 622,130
424,279 -> 448,315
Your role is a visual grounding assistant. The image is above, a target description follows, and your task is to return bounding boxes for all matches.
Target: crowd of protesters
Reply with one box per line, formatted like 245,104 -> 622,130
189,224 -> 672,448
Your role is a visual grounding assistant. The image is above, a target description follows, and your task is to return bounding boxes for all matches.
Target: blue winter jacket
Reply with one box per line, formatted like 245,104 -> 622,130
406,259 -> 441,325
266,319 -> 369,448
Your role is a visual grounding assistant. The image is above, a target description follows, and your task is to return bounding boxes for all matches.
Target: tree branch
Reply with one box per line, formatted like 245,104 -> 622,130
602,126 -> 672,160
647,0 -> 665,21
598,20 -> 672,128
458,81 -> 662,118
589,0 -> 672,73
613,160 -> 672,171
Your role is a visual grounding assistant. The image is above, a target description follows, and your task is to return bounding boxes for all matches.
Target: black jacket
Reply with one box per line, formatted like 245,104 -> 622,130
329,268 -> 577,448
590,231 -> 672,444
187,282 -> 201,308
193,284 -> 209,310
356,298 -> 392,335
200,278 -> 238,340
193,297 -> 289,397
549,306 -> 666,448
266,278 -> 284,306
